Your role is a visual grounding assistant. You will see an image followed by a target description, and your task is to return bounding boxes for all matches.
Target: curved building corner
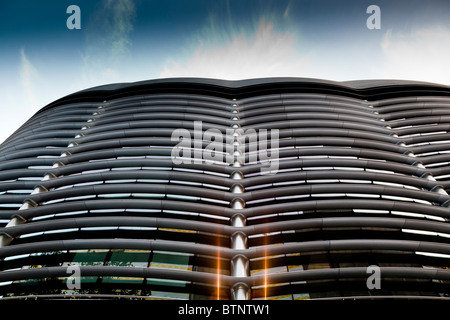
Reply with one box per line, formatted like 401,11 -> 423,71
0,77 -> 450,300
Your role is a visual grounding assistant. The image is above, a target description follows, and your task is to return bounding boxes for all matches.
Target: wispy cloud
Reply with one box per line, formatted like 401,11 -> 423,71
82,0 -> 136,85
380,26 -> 450,85
283,2 -> 291,18
19,48 -> 39,108
0,48 -> 44,143
160,17 -> 311,80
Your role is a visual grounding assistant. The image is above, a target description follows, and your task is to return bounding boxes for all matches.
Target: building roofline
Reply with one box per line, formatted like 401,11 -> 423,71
76,77 -> 450,92
38,77 -> 450,114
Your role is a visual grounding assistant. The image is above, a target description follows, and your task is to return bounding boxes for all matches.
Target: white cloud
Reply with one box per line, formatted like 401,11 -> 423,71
283,2 -> 291,18
19,48 -> 39,108
160,14 -> 450,87
159,18 -> 312,80
82,0 -> 136,85
380,26 -> 450,85
0,49 -> 42,143
107,0 -> 135,62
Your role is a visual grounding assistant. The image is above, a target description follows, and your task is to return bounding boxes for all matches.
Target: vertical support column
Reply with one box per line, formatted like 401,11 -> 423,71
229,100 -> 250,300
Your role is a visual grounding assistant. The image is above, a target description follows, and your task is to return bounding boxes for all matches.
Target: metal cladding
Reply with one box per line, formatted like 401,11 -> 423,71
1,77 -> 450,300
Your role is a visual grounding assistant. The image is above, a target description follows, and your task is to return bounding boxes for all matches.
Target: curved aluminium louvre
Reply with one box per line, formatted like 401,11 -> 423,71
1,78 -> 450,300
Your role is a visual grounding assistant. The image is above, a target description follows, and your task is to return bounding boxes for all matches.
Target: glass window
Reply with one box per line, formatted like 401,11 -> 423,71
102,276 -> 144,284
147,288 -> 189,299
70,249 -> 108,266
150,251 -> 192,271
108,250 -> 150,267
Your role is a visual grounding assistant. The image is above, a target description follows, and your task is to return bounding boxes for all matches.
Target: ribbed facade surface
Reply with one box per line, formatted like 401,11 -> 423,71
1,78 -> 450,300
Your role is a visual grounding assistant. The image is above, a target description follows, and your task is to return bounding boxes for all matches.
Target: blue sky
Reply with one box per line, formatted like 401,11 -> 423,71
1,0 -> 450,143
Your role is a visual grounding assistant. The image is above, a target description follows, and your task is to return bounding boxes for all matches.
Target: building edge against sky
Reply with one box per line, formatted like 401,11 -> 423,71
0,77 -> 450,300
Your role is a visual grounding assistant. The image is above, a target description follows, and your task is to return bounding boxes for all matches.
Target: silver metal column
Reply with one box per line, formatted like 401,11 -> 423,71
229,101 -> 250,300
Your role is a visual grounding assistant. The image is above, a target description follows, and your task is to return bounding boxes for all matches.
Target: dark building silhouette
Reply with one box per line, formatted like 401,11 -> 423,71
0,78 -> 450,300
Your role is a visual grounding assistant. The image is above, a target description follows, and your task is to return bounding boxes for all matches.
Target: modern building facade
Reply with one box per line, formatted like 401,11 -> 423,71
0,77 -> 450,300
